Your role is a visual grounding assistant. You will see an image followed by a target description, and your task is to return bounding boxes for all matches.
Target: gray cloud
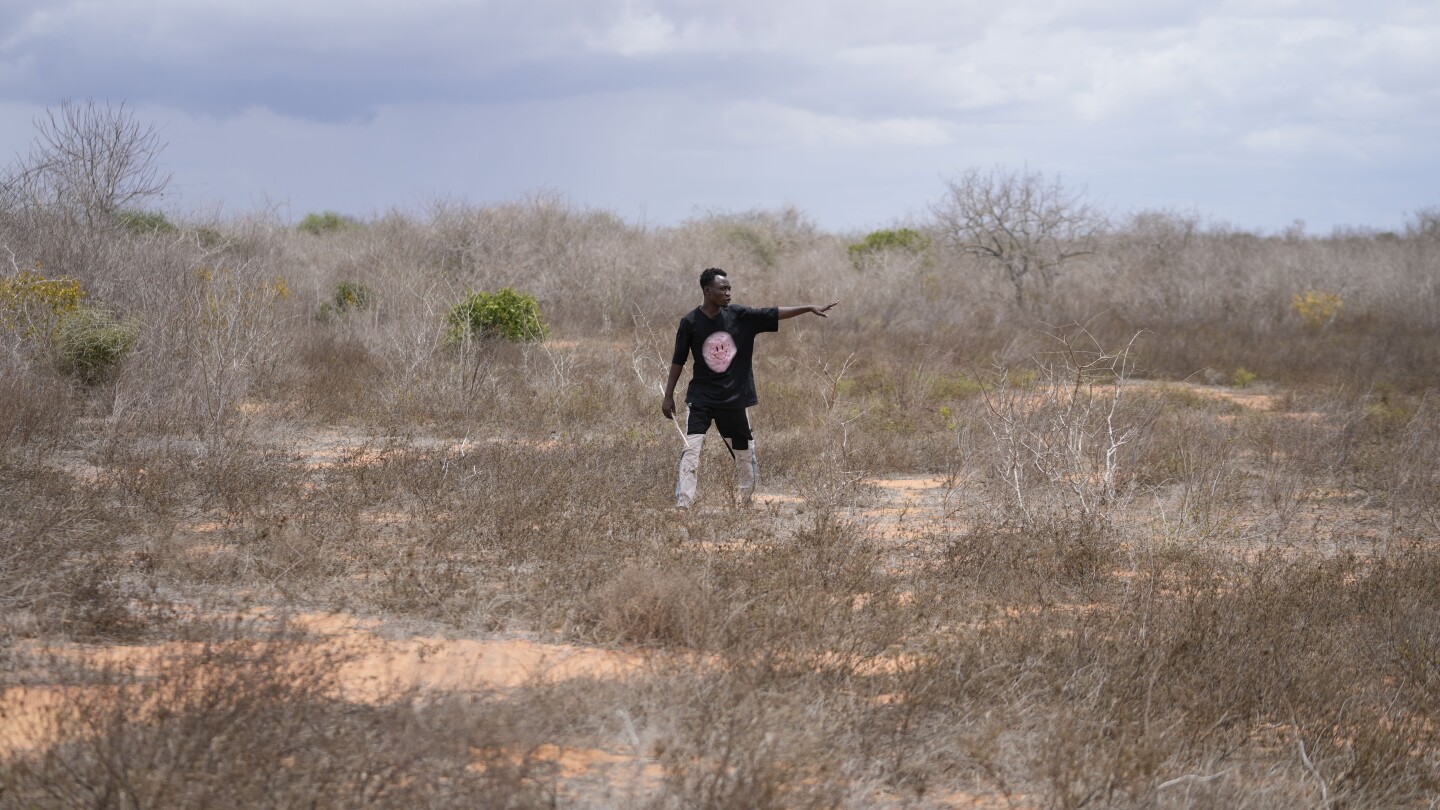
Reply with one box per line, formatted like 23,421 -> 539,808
0,0 -> 1435,231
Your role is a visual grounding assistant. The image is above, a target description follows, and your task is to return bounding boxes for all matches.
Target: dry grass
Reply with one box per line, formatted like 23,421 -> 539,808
2,202 -> 1438,807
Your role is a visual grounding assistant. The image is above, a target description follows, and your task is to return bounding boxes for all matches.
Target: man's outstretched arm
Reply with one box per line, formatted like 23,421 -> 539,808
777,301 -> 840,320
661,363 -> 684,420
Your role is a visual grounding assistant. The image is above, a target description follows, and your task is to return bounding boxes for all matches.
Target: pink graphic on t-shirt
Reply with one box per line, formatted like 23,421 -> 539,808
702,331 -> 737,373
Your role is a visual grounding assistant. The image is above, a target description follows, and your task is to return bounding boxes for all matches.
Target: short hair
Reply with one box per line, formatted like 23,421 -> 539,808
699,267 -> 728,290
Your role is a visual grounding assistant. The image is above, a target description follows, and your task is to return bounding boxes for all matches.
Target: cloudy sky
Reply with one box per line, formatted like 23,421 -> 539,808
2,0 -> 1436,233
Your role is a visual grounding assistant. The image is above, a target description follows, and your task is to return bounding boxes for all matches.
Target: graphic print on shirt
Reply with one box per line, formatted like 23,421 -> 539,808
702,330 -> 737,373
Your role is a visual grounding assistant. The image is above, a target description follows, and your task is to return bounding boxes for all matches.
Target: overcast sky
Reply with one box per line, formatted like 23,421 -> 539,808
2,0 -> 1436,233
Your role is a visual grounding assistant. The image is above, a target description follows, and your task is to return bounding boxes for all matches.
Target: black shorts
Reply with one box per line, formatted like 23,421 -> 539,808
686,404 -> 751,450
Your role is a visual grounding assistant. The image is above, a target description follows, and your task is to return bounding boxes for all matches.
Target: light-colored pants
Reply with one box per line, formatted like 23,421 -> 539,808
675,432 -> 758,508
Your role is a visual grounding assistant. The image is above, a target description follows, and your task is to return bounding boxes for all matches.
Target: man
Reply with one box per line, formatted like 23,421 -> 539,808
662,267 -> 839,509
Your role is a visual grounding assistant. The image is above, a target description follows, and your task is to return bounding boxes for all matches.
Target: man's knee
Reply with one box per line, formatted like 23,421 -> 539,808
680,433 -> 705,459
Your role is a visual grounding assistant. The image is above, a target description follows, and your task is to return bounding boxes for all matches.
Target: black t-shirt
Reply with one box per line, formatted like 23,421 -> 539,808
671,305 -> 780,408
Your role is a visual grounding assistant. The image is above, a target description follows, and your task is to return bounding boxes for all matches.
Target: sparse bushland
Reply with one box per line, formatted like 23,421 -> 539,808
2,191 -> 1439,808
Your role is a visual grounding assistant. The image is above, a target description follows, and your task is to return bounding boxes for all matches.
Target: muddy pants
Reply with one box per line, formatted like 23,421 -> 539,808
675,405 -> 757,508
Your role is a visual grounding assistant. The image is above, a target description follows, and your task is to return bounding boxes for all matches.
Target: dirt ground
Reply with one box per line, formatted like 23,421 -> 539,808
3,379 -> 1433,809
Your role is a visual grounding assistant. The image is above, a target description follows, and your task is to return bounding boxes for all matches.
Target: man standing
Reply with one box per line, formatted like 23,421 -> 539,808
662,267 -> 839,509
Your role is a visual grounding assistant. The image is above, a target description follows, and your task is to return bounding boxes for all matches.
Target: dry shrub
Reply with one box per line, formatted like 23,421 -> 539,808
0,364 -> 77,454
105,434 -> 684,629
91,437 -> 197,520
893,545 -> 1440,808
592,565 -> 719,647
373,546 -> 487,625
93,434 -> 303,524
1094,550 -> 1440,807
650,666 -> 851,810
0,459 -> 159,641
1385,391 -> 1440,533
0,629 -> 555,809
1124,395 -> 1249,529
966,326 -> 1152,533
943,518 -> 1118,604
285,328 -> 381,420
697,512 -> 903,663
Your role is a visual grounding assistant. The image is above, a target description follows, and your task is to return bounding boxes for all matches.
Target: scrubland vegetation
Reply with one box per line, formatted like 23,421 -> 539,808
2,104 -> 1439,808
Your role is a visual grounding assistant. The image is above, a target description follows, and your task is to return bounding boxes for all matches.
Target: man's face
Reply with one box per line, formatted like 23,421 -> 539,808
704,276 -> 732,308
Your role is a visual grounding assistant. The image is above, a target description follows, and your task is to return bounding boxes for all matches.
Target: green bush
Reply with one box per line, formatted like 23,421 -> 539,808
847,227 -> 931,268
929,372 -> 984,400
444,288 -> 548,344
193,226 -> 226,248
54,306 -> 141,383
115,209 -> 178,236
318,280 -> 376,320
297,211 -> 358,235
700,207 -> 815,271
721,224 -> 783,270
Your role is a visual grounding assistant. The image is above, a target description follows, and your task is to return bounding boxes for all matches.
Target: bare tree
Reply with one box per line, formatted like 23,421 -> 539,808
1407,207 -> 1440,241
932,167 -> 1104,307
2,99 -> 170,228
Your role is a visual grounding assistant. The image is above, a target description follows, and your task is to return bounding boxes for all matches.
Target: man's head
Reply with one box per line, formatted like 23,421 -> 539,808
699,267 -> 727,290
700,267 -> 731,309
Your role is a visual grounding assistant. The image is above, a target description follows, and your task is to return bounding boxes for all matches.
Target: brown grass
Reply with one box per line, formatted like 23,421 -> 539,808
2,202 -> 1438,807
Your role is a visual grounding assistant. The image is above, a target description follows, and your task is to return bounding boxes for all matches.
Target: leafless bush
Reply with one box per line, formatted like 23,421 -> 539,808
591,566 -> 721,648
1122,389 -> 1249,533
0,458 -> 154,641
943,519 -> 1117,604
681,205 -> 823,273
0,364 -> 78,455
974,324 -> 1150,530
1385,391 -> 1440,534
279,328 -> 382,420
1,629 -> 555,809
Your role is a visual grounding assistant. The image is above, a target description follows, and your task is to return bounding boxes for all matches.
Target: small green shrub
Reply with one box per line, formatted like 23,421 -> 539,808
54,306 -> 141,383
1291,289 -> 1343,329
721,224 -> 782,270
444,288 -> 548,344
318,280 -> 376,320
929,372 -> 983,401
847,227 -> 931,268
193,226 -> 226,248
297,211 -> 358,235
848,227 -> 930,256
115,209 -> 178,236
1232,367 -> 1257,389
1364,386 -> 1416,431
700,207 -> 815,271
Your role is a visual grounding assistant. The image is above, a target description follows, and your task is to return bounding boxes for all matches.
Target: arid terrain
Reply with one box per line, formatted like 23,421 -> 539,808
3,198 -> 1439,808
